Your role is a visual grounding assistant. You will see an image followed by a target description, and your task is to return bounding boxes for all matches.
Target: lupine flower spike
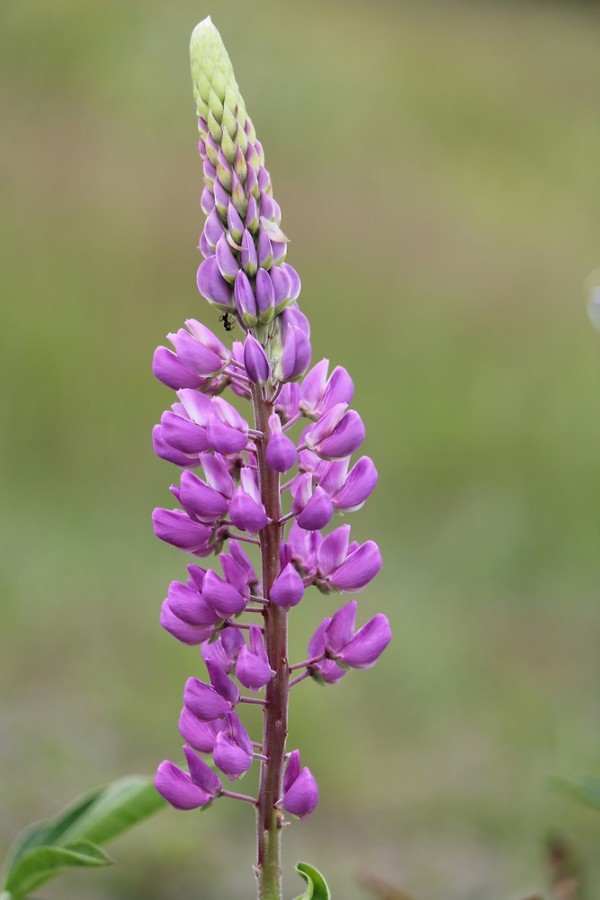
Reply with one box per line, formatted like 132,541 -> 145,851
152,17 -> 390,899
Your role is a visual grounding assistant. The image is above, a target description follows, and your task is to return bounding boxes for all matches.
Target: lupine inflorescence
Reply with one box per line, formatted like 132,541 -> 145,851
152,17 -> 391,897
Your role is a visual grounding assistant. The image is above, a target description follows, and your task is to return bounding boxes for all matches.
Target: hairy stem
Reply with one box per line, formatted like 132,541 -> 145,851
252,384 -> 288,900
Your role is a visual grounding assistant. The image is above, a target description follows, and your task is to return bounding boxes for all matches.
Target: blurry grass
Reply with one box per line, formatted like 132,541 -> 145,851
1,0 -> 599,898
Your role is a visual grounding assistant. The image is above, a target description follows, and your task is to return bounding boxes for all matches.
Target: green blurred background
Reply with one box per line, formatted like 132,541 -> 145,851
1,1 -> 599,897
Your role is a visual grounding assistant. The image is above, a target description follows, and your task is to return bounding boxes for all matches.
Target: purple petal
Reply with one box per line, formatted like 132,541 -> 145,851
170,329 -> 225,377
283,749 -> 302,793
317,524 -> 351,576
166,581 -> 220,627
296,486 -> 334,531
331,456 -> 378,511
215,234 -> 239,283
234,269 -> 257,325
183,745 -> 222,796
196,256 -> 234,309
244,334 -> 271,384
152,425 -> 198,467
152,508 -> 212,553
201,185 -> 214,214
202,569 -> 246,618
179,708 -> 223,752
226,712 -> 254,756
241,229 -> 258,276
317,459 -> 350,496
221,626 -> 246,659
206,417 -> 248,455
236,644 -> 275,691
186,320 -> 228,357
229,540 -> 258,582
271,240 -> 287,266
300,359 -> 329,417
219,553 -> 250,597
179,471 -> 229,522
269,563 -> 304,609
325,600 -> 357,654
282,767 -> 319,819
213,396 -> 249,433
152,346 -> 206,390
187,564 -> 207,591
176,389 -> 213,424
337,614 -> 392,669
229,487 -> 269,533
202,636 -> 235,672
155,760 -> 213,810
200,453 -> 235,497
257,229 -> 273,269
281,264 -> 301,301
265,431 -> 297,473
255,268 -> 275,320
307,619 -> 329,660
288,522 -> 322,577
291,472 -> 312,514
206,660 -> 240,706
184,676 -> 232,721
319,366 -> 354,414
314,410 -> 365,460
228,203 -> 245,242
329,540 -> 382,592
160,411 -> 209,454
160,599 -> 215,645
204,208 -> 224,247
311,659 -> 346,685
270,265 -> 291,311
213,732 -> 252,780
304,402 -> 348,446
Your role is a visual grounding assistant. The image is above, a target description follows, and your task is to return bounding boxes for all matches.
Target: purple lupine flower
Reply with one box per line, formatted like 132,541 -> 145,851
156,745 -> 222,810
152,19 -> 390,895
183,661 -> 240,721
304,403 -> 366,460
291,474 -> 334,531
236,625 -> 275,690
229,467 -> 269,533
265,413 -> 297,473
306,619 -> 346,685
160,579 -> 220,645
201,569 -> 247,617
213,712 -> 254,779
335,613 -> 392,668
280,750 -> 319,819
178,707 -> 224,752
331,456 -> 378,511
300,360 -> 354,420
325,540 -> 382,592
178,469 -> 230,522
244,334 -> 271,384
201,627 -> 245,673
269,561 -> 304,609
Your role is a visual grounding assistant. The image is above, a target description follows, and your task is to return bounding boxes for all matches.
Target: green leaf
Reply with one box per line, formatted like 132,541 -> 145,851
294,861 -> 331,900
4,840 -> 112,896
553,775 -> 600,811
56,776 -> 166,846
3,790 -> 103,873
1,776 -> 165,897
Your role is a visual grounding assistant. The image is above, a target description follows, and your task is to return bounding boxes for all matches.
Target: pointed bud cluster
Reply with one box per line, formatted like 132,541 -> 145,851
190,17 -> 301,329
153,16 -> 390,838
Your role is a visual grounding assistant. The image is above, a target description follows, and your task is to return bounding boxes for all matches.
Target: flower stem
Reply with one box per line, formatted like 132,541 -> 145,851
221,789 -> 258,805
252,384 -> 287,900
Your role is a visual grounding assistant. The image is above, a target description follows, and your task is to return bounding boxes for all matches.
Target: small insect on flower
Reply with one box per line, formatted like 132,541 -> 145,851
219,312 -> 236,332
